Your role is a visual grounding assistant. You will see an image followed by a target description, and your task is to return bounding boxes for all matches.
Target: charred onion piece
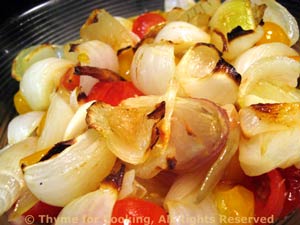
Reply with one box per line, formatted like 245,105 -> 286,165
74,66 -> 123,82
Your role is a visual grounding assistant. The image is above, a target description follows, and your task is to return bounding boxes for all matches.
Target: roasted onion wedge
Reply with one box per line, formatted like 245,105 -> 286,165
54,165 -> 124,225
55,185 -> 117,225
238,56 -> 300,107
87,99 -> 167,165
239,128 -> 300,176
240,103 -> 300,137
23,129 -> 116,207
0,137 -> 38,216
233,42 -> 299,75
176,43 -> 241,104
239,102 -> 300,176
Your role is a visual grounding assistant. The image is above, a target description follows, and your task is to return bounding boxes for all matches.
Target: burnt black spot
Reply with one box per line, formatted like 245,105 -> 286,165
147,101 -> 166,120
149,127 -> 160,150
104,164 -> 126,191
117,45 -> 132,56
77,91 -> 88,102
213,58 -> 242,85
227,26 -> 254,42
69,43 -> 79,52
39,139 -> 74,162
167,157 -> 177,170
297,76 -> 300,89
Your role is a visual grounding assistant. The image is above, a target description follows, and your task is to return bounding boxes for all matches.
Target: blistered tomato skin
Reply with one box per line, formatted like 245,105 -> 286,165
132,12 -> 166,39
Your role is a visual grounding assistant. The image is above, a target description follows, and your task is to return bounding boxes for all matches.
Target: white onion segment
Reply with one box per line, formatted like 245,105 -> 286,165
20,57 -> 74,110
239,128 -> 300,176
240,103 -> 300,137
23,129 -> 116,207
0,137 -> 38,216
176,44 -> 241,105
238,56 -> 300,107
233,42 -> 299,75
7,111 -> 44,145
38,93 -> 75,150
222,26 -> 264,61
154,21 -> 210,45
63,100 -> 95,140
55,185 -> 117,225
70,40 -> 119,72
130,43 -> 176,95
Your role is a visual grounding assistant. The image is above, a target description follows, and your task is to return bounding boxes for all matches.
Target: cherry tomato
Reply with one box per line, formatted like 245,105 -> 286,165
132,12 -> 166,39
256,22 -> 290,46
14,90 -> 31,114
60,68 -> 80,91
87,81 -> 143,106
23,201 -> 62,224
247,169 -> 286,224
214,185 -> 255,225
111,197 -> 169,225
280,166 -> 300,217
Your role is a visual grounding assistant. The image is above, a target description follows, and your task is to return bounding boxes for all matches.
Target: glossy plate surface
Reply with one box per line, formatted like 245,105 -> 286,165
0,0 -> 299,224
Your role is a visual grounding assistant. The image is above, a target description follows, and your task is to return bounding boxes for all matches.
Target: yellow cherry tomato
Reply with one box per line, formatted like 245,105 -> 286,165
214,185 -> 255,225
256,21 -> 290,46
118,47 -> 134,81
13,90 -> 31,114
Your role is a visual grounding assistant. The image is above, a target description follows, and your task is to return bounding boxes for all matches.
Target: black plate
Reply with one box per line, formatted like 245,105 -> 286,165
0,0 -> 299,224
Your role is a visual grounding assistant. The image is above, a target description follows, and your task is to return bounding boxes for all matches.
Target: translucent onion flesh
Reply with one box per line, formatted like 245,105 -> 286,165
0,137 -> 38,216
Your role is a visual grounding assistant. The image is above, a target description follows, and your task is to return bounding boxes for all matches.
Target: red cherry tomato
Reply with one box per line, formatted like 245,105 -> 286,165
60,68 -> 80,91
280,166 -> 300,217
87,81 -> 143,106
247,169 -> 286,224
111,197 -> 169,225
132,12 -> 166,39
23,201 -> 62,224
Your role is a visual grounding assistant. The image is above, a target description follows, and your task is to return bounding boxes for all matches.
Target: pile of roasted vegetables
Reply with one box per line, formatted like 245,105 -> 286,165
1,0 -> 300,224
